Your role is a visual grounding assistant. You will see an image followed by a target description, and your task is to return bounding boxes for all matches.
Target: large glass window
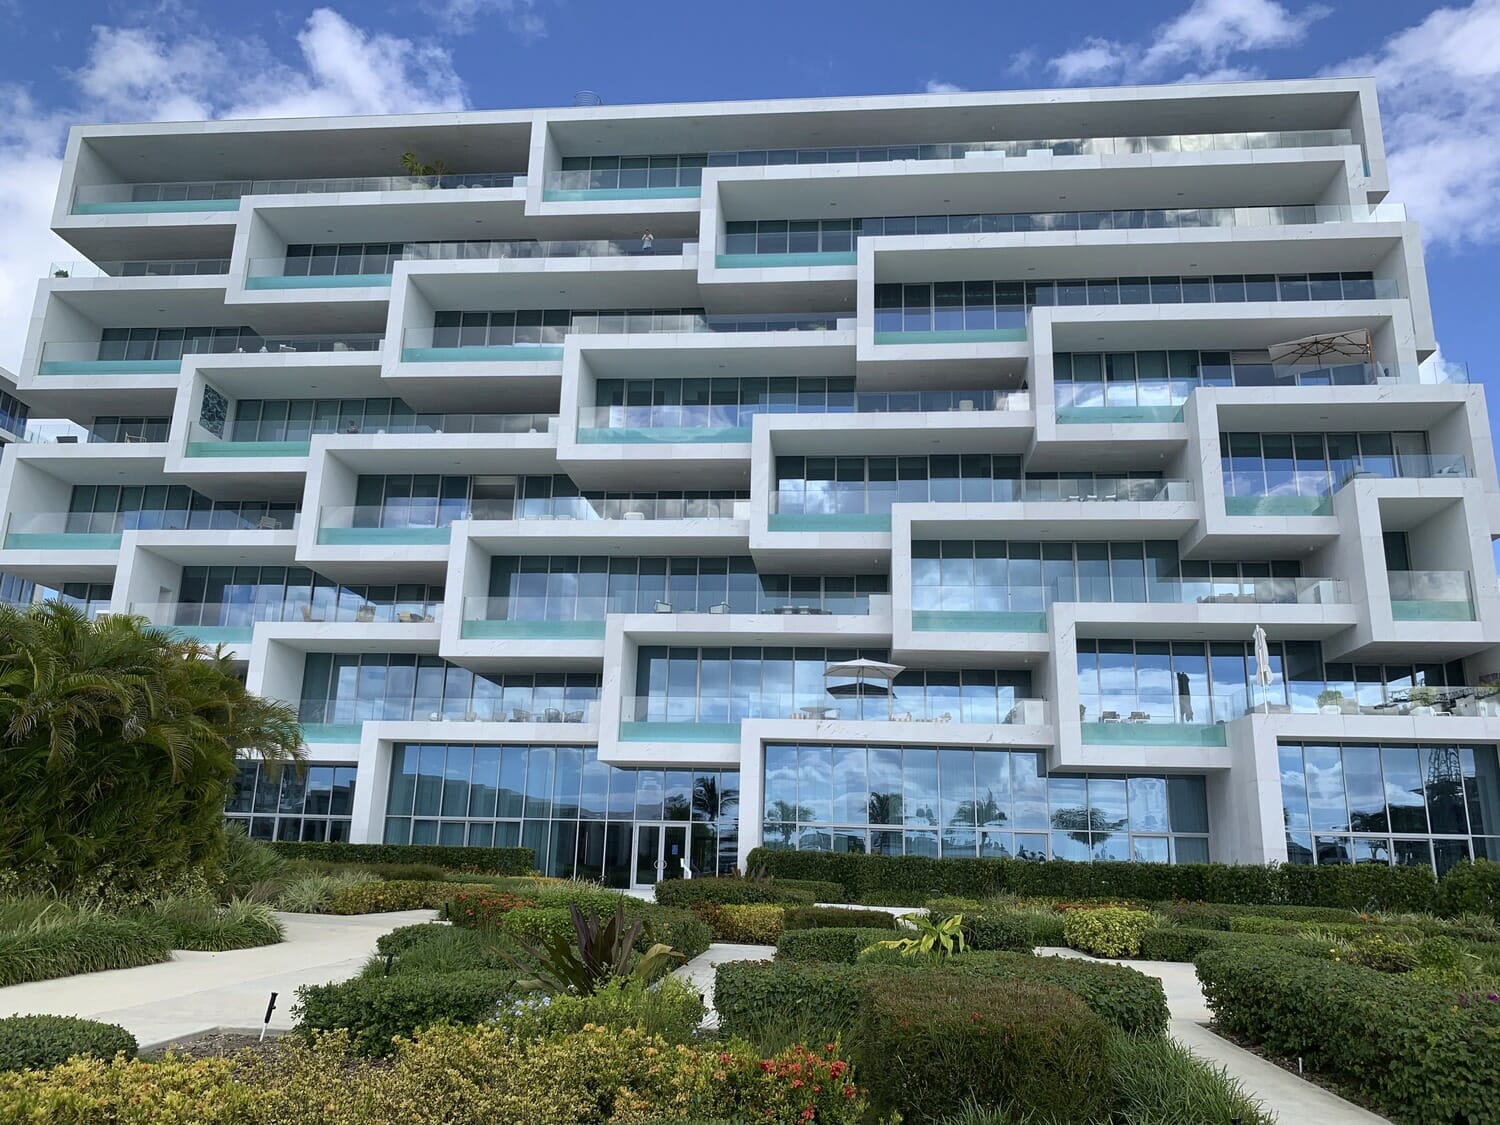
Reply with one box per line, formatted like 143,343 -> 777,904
1279,741 -> 1500,874
382,743 -> 738,886
224,760 -> 356,841
175,566 -> 441,625
762,744 -> 1209,862
298,653 -> 601,725
774,454 -> 1021,515
1218,431 -> 1440,500
487,556 -> 884,617
65,485 -> 296,534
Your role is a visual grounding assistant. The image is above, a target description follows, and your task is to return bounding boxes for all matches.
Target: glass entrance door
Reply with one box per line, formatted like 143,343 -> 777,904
633,823 -> 689,887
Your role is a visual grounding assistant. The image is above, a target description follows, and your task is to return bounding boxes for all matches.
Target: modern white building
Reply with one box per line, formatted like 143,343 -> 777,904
5,79 -> 1499,886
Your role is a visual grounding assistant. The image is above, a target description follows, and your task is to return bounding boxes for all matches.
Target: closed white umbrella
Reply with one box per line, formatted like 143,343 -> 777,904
1252,625 -> 1274,713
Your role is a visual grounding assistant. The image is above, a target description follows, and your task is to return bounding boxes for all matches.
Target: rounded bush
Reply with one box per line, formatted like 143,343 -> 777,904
0,1015 -> 137,1071
1062,907 -> 1154,958
855,972 -> 1112,1124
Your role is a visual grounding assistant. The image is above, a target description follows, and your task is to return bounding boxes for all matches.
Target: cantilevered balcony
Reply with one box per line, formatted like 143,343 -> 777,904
131,597 -> 443,643
912,576 -> 1346,633
1224,454 -> 1469,516
37,333 -> 382,376
185,413 -> 553,457
1387,571 -> 1476,622
49,259 -> 230,279
69,172 -> 523,214
297,694 -> 599,743
5,507 -> 295,550
577,390 -> 1027,445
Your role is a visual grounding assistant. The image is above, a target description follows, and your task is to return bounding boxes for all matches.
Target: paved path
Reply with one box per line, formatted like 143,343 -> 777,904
1039,948 -> 1387,1123
0,910 -> 437,1050
672,942 -> 775,1028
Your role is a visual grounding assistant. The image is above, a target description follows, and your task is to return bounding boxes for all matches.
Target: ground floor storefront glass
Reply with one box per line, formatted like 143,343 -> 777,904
762,744 -> 1209,862
225,761 -> 357,841
1279,741 -> 1500,873
382,743 -> 739,887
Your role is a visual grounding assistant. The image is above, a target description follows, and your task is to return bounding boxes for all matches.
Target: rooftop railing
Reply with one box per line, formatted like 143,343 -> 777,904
49,259 -> 230,278
71,172 -> 524,213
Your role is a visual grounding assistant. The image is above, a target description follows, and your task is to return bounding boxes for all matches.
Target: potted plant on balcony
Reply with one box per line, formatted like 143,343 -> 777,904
1316,688 -> 1345,715
400,151 -> 450,186
1407,685 -> 1439,714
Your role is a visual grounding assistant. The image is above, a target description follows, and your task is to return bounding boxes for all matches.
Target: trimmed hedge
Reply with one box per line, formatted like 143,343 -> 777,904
715,950 -> 1168,1042
856,973 -> 1112,1124
768,878 -> 847,902
0,1015 -> 137,1072
746,848 -> 1439,912
1438,858 -> 1500,920
374,923 -> 454,957
270,842 -> 533,875
294,969 -> 516,1056
694,904 -> 784,944
782,906 -> 897,932
1063,907 -> 1154,958
1196,947 -> 1500,1124
639,907 -> 713,962
1137,926 -> 1332,963
775,927 -> 901,963
653,877 -> 815,908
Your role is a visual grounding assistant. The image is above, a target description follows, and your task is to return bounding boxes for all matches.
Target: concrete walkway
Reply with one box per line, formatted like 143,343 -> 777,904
0,909 -> 436,1050
1039,947 -> 1387,1123
672,942 -> 775,1029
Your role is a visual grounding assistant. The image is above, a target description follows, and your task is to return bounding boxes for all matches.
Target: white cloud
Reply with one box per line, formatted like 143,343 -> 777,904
924,79 -> 964,94
423,0 -> 546,39
0,8 -> 475,374
1324,0 -> 1500,250
1046,0 -> 1325,84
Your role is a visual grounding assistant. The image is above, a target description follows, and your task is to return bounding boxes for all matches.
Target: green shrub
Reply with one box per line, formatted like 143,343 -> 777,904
775,927 -> 901,963
653,877 -> 814,908
1155,900 -> 1233,930
638,907 -> 712,962
133,897 -> 283,951
0,1015 -> 137,1072
746,848 -> 1439,911
1342,931 -> 1419,973
327,880 -> 438,915
269,841 -> 533,875
1196,947 -> 1500,1125
517,883 -> 635,916
1413,936 -> 1480,987
855,972 -> 1112,1124
498,906 -> 574,946
274,871 -> 373,913
362,927 -> 512,978
1062,907 -> 1153,958
782,906 -> 896,931
296,860 -> 448,883
218,823 -> 290,901
294,969 -> 516,1056
1211,902 -> 1363,924
495,976 -> 705,1044
926,899 -> 1034,952
716,949 -> 1169,1042
1438,858 -> 1500,920
375,922 -> 459,957
1138,926 -> 1333,964
696,904 -> 784,944
714,960 -> 865,1041
943,951 -> 1169,1037
768,878 -> 846,902
0,904 -> 172,986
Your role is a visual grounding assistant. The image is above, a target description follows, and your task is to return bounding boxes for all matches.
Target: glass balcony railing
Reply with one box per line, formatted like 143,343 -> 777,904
49,259 -> 230,279
1387,571 -> 1476,621
578,390 -> 1029,442
1300,684 -> 1500,717
130,599 -> 442,639
1225,455 -> 1470,516
621,693 -> 1051,742
320,496 -> 741,540
186,414 -> 553,456
509,496 -> 743,522
247,239 -> 694,287
548,129 -> 1359,201
721,203 -> 1408,266
2,597 -> 113,620
770,478 -> 1193,532
316,506 -> 459,545
38,333 -> 383,376
5,509 -> 296,549
71,172 -> 524,214
1056,360 -> 1472,423
1079,689 -> 1248,747
401,313 -> 846,361
297,696 -> 599,741
913,577 -> 1347,632
874,307 -> 1028,344
461,592 -> 878,637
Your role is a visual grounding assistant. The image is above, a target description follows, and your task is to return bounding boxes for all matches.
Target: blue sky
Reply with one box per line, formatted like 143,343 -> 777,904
0,0 -> 1496,559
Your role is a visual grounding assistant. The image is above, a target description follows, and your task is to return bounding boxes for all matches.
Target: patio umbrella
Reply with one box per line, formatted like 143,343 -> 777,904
824,658 -> 905,720
1252,625 -> 1274,714
1267,330 -> 1373,378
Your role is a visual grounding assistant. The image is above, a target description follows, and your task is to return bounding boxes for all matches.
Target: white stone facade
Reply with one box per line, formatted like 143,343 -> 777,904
5,79 -> 1498,885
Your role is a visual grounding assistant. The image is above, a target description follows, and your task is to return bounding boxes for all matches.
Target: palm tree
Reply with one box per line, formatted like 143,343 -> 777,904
0,603 -> 304,899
